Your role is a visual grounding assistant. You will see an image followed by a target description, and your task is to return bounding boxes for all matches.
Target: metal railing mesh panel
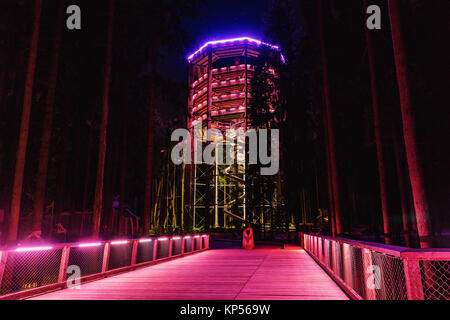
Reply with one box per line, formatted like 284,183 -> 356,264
194,237 -> 201,250
324,239 -> 331,268
184,238 -> 193,252
68,246 -> 104,277
420,260 -> 450,300
371,251 -> 407,300
136,241 -> 154,264
349,245 -> 366,298
156,240 -> 170,259
0,249 -> 62,295
108,243 -> 133,270
172,239 -> 182,256
201,236 -> 207,249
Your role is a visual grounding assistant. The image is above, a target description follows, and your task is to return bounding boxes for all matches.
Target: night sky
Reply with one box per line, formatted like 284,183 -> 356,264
162,0 -> 271,81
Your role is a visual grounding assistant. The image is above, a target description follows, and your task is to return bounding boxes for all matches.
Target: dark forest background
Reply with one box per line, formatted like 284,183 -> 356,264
0,0 -> 448,247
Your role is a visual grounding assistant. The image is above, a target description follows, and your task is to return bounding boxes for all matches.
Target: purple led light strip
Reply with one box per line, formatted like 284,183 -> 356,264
187,37 -> 281,61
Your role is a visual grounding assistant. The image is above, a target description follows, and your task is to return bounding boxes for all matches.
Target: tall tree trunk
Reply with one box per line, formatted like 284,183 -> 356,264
102,128 -> 114,236
317,0 -> 342,235
7,0 -> 42,243
118,90 -> 129,237
392,122 -> 415,247
181,163 -> 185,231
144,37 -> 159,235
92,0 -> 115,238
388,0 -> 433,248
323,104 -> 336,236
82,119 -> 95,211
172,164 -> 176,228
32,0 -> 65,236
364,3 -> 391,244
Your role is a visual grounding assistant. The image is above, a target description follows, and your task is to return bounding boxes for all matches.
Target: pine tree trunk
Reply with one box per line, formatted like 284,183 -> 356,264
82,124 -> 94,210
388,0 -> 433,248
92,0 -> 114,238
323,103 -> 336,236
317,0 -> 342,235
7,0 -> 42,243
181,163 -> 185,231
144,37 -> 159,235
102,128 -> 114,236
118,99 -> 128,237
32,1 -> 64,235
364,4 -> 391,244
172,164 -> 176,228
392,123 -> 415,247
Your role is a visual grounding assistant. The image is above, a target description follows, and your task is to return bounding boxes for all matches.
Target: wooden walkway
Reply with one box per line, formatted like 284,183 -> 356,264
30,246 -> 348,300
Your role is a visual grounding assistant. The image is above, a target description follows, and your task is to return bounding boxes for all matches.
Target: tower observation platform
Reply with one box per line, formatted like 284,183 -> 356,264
186,37 -> 284,230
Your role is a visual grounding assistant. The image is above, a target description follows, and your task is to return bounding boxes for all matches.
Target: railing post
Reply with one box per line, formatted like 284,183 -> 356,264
362,248 -> 377,300
191,237 -> 195,252
152,239 -> 158,261
58,246 -> 71,283
0,251 -> 8,290
168,238 -> 174,257
403,258 -> 424,300
131,240 -> 138,265
181,237 -> 185,255
205,235 -> 210,249
102,243 -> 111,273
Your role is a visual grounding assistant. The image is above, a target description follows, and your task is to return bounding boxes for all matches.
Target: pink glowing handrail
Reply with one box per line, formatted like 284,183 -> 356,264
194,235 -> 201,238
187,37 -> 281,61
158,237 -> 169,241
15,246 -> 53,252
111,240 -> 128,245
78,242 -> 102,248
184,236 -> 191,239
172,237 -> 181,240
139,238 -> 152,243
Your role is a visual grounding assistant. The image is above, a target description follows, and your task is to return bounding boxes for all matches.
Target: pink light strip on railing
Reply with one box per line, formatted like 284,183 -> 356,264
78,242 -> 102,248
14,246 -> 53,252
111,240 -> 128,245
187,37 -> 281,61
139,239 -> 152,243
184,236 -> 191,239
158,237 -> 169,241
172,237 -> 181,240
194,235 -> 201,238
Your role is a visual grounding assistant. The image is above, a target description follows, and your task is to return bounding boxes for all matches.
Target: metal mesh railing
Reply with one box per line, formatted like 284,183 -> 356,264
68,245 -> 104,277
184,237 -> 193,253
371,251 -> 407,300
0,248 -> 62,295
349,245 -> 365,298
136,240 -> 154,264
108,242 -> 133,270
420,260 -> 450,300
0,234 -> 210,299
194,236 -> 201,250
156,239 -> 170,259
301,233 -> 450,300
172,238 -> 183,256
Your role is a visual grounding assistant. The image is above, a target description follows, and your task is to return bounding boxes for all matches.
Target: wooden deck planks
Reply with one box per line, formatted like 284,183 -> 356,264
29,247 -> 348,300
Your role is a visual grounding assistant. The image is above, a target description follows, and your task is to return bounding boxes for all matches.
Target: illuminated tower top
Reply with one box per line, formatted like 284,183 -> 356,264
187,37 -> 283,64
187,37 -> 282,131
